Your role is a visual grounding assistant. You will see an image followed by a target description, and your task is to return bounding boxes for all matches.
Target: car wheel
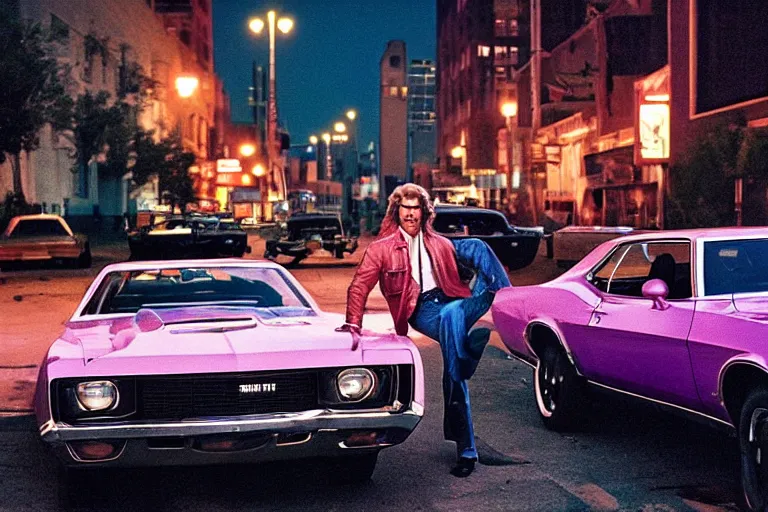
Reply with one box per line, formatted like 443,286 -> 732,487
329,453 -> 378,484
739,387 -> 768,511
77,246 -> 92,268
534,343 -> 585,431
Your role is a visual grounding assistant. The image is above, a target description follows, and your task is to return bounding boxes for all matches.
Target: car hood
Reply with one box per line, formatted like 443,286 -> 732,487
47,307 -> 413,378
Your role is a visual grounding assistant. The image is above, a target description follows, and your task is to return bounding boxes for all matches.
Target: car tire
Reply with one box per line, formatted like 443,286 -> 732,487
77,246 -> 92,268
534,343 -> 585,431
329,453 -> 378,484
739,387 -> 768,511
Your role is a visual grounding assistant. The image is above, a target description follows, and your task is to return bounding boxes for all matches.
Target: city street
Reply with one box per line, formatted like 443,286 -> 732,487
0,236 -> 743,511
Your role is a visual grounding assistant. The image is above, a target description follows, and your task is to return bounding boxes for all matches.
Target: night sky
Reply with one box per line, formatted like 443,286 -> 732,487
212,0 -> 436,148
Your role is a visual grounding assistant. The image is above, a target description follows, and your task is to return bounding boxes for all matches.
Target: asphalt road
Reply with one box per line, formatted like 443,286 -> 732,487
0,237 -> 745,511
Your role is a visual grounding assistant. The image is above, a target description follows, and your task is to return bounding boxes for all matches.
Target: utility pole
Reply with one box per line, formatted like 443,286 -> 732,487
529,0 -> 542,224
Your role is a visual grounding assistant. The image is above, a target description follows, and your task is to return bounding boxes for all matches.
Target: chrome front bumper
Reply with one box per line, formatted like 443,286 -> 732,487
40,405 -> 424,466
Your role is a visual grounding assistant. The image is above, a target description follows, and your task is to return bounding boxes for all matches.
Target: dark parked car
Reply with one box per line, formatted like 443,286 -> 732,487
0,214 -> 91,269
433,206 -> 542,270
265,214 -> 358,265
128,216 -> 250,260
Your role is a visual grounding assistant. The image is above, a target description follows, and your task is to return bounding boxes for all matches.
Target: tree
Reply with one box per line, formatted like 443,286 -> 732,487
60,91 -> 126,197
0,7 -> 72,197
130,131 -> 196,214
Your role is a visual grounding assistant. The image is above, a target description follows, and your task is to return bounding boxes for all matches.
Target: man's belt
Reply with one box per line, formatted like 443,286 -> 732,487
419,288 -> 452,304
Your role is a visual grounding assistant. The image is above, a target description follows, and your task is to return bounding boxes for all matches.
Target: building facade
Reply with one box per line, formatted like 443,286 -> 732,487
408,59 -> 437,174
379,40 -> 408,206
2,0 -> 217,231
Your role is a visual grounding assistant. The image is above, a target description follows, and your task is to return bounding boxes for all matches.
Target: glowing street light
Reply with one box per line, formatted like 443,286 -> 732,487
276,17 -> 294,34
334,122 -> 346,133
239,143 -> 256,157
309,135 -> 318,145
346,110 -> 357,121
248,18 -> 265,34
248,9 -> 295,212
252,164 -> 266,177
501,101 -> 518,119
241,174 -> 253,186
451,146 -> 465,159
322,133 -> 331,144
175,75 -> 199,98
500,99 -> 519,197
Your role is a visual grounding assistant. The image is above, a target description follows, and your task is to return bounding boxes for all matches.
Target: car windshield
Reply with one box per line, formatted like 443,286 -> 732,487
82,266 -> 313,315
9,219 -> 69,237
704,239 -> 768,295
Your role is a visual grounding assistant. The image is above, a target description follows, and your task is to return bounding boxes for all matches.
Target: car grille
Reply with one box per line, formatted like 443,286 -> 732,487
137,370 -> 319,420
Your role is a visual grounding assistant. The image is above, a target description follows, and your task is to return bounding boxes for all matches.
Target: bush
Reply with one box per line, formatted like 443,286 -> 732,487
0,192 -> 40,233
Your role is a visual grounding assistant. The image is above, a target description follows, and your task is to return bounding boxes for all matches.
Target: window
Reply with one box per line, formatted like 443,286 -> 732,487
509,19 -> 519,36
9,219 -> 69,238
509,46 -> 519,65
590,242 -> 692,299
704,239 -> 768,296
477,45 -> 490,58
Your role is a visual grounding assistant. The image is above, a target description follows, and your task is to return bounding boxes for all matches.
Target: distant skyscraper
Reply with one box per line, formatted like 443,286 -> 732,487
408,59 -> 437,176
379,40 -> 408,207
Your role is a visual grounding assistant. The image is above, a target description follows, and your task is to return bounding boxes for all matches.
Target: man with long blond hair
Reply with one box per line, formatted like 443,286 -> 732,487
339,183 -> 510,477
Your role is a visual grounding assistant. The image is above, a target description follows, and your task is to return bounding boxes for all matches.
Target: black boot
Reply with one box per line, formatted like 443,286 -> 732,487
450,457 -> 476,478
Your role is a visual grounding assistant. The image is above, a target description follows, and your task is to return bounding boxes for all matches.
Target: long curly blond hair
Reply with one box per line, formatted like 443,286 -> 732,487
378,183 -> 436,238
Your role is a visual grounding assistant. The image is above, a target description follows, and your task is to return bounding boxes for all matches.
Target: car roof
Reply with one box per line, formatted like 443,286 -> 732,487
612,227 -> 768,245
12,214 -> 64,221
434,206 -> 503,216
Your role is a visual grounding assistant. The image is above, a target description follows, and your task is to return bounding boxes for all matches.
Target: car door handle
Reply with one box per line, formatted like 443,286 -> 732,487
589,310 -> 607,326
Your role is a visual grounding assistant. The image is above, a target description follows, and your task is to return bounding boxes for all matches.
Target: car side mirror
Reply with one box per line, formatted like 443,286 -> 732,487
642,279 -> 670,310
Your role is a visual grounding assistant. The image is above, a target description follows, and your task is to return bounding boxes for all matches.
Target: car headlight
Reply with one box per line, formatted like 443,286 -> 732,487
337,368 -> 375,401
76,381 -> 118,411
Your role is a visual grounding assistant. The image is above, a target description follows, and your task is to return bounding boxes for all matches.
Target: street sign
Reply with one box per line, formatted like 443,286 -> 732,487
217,159 -> 242,173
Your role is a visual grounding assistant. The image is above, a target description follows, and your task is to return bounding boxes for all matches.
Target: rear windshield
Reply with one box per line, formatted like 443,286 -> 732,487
433,212 -> 508,236
9,219 -> 69,237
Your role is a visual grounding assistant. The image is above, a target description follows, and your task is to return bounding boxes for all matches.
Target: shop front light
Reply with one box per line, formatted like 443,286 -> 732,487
337,368 -> 375,401
76,381 -> 118,411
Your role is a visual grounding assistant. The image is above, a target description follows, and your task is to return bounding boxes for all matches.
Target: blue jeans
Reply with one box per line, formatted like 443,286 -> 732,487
408,239 -> 510,460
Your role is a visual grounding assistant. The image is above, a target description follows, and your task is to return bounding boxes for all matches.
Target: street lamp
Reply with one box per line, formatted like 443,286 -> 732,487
346,110 -> 357,121
239,143 -> 256,157
252,163 -> 267,222
501,100 -> 519,202
309,135 -> 318,145
334,122 -> 347,133
248,10 -> 294,217
175,75 -> 199,98
322,132 -> 332,180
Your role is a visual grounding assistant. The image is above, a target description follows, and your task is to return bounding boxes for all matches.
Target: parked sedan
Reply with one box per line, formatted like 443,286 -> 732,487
34,259 -> 424,498
432,206 -> 542,270
0,214 -> 91,269
128,216 -> 250,260
492,227 -> 768,509
265,214 -> 358,264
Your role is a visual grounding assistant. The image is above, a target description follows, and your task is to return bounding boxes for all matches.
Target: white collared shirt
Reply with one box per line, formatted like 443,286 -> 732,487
399,227 -> 437,293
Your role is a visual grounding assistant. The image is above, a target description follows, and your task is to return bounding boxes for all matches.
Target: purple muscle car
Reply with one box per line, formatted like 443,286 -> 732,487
35,259 -> 424,495
492,228 -> 768,510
